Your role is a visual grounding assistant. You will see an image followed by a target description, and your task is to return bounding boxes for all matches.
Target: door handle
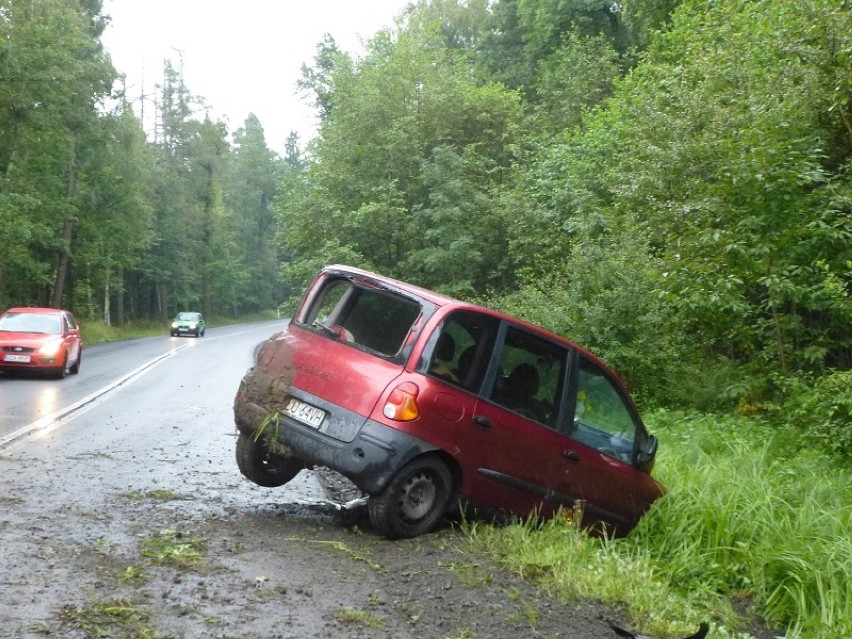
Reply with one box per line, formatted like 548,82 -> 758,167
472,415 -> 493,430
562,449 -> 581,462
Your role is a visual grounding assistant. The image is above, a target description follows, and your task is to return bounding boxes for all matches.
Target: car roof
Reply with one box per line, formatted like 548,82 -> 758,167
322,264 -> 622,386
3,307 -> 66,315
324,264 -> 461,308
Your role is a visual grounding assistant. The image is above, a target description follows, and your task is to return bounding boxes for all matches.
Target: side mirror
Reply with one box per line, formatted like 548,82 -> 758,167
636,434 -> 658,472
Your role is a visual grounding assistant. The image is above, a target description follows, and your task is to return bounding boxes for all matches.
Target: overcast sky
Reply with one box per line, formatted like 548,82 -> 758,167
101,0 -> 412,154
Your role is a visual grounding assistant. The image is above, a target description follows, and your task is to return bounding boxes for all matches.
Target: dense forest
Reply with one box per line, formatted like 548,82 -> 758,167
2,0 -> 850,451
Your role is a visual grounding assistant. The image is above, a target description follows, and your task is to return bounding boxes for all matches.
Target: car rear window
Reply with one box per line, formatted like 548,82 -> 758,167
303,275 -> 422,358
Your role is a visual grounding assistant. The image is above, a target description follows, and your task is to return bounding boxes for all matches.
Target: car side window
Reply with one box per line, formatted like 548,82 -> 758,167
423,311 -> 499,393
571,357 -> 637,462
488,325 -> 567,428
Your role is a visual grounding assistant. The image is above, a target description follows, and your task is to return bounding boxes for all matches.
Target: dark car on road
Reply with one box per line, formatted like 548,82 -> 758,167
0,307 -> 83,379
170,312 -> 206,337
234,265 -> 663,539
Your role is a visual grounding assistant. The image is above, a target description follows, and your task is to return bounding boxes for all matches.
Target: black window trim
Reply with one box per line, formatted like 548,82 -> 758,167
294,272 -> 438,365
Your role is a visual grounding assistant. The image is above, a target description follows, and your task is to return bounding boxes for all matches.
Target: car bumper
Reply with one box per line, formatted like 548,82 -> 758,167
234,391 -> 437,495
0,355 -> 61,369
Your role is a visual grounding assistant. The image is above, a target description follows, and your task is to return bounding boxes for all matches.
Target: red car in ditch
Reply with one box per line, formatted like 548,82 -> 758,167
0,307 -> 83,379
234,265 -> 663,538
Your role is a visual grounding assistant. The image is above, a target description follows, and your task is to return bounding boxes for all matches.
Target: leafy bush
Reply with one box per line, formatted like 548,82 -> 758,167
777,370 -> 852,462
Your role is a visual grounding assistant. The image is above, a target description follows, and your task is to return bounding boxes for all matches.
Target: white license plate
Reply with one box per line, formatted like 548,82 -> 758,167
3,354 -> 31,363
282,397 -> 326,429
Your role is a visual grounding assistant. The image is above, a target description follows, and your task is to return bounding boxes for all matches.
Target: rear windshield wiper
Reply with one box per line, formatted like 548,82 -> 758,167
312,321 -> 342,339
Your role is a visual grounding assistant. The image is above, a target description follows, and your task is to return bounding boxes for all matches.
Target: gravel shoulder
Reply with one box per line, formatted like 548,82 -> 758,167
0,443 -> 622,639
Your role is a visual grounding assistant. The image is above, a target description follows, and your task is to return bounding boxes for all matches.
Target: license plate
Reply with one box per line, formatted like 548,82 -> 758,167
282,397 -> 326,429
3,354 -> 31,363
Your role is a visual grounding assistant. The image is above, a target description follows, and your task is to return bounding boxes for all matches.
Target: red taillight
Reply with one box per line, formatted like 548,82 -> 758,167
382,382 -> 420,422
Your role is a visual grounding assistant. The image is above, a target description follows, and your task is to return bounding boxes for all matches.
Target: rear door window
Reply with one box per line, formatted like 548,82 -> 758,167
487,325 -> 568,429
421,310 -> 500,393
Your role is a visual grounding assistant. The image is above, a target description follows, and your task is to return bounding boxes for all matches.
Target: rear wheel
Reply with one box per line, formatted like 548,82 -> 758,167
368,456 -> 453,539
236,432 -> 303,487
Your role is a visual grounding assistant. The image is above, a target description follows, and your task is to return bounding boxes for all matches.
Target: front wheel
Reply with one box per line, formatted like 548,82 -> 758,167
52,353 -> 68,379
69,351 -> 81,374
236,432 -> 303,487
368,456 -> 453,539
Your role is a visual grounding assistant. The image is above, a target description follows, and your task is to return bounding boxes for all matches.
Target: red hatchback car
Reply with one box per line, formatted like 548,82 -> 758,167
234,265 -> 662,538
0,307 -> 82,379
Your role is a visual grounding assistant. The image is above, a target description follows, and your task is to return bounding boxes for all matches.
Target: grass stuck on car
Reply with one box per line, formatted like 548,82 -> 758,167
233,265 -> 663,539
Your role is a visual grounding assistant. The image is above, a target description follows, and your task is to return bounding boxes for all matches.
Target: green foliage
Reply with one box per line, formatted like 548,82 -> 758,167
636,410 -> 852,639
489,233 -> 687,405
276,15 -> 522,296
1,1 -> 286,321
496,0 -> 852,410
139,529 -> 206,570
777,370 -> 852,462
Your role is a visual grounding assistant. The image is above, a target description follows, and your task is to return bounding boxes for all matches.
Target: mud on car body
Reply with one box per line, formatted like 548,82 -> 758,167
234,265 -> 663,539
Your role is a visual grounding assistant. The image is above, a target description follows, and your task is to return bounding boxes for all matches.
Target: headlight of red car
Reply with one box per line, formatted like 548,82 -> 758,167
38,338 -> 64,357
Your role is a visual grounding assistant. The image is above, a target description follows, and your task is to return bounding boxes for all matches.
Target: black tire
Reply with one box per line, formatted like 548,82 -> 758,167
235,432 -> 303,487
53,353 -> 68,379
368,456 -> 453,539
200,328 -> 205,337
69,351 -> 81,374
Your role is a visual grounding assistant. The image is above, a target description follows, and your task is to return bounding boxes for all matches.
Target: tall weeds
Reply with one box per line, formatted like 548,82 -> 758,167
467,409 -> 852,639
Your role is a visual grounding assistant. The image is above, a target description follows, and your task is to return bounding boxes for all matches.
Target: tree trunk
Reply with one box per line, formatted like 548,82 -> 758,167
51,137 -> 79,309
50,215 -> 75,308
103,271 -> 111,326
116,267 -> 125,325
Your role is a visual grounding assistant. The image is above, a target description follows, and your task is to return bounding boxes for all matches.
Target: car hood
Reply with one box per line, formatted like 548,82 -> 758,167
0,332 -> 60,348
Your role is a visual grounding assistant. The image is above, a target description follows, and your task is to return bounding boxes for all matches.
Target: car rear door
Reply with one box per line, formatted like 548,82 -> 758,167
472,321 -> 582,517
417,317 -> 576,518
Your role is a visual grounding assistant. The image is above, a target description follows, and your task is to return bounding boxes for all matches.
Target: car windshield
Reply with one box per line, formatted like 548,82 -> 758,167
176,313 -> 200,321
0,312 -> 62,335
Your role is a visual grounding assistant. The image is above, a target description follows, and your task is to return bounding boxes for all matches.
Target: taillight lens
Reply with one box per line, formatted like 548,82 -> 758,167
382,382 -> 420,421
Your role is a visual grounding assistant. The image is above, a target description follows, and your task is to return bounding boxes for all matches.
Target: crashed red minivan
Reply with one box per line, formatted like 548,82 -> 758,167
234,265 -> 663,539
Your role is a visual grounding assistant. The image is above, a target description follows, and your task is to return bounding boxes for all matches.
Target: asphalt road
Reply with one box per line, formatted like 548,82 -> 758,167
0,320 -> 287,447
0,317 -> 332,526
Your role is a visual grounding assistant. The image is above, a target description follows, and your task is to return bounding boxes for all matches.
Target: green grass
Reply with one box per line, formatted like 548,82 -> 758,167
139,529 -> 207,570
57,598 -> 163,638
466,408 -> 852,639
335,607 -> 386,628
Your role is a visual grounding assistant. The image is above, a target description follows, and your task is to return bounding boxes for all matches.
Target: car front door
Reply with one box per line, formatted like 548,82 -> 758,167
62,312 -> 82,363
554,354 -> 663,533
